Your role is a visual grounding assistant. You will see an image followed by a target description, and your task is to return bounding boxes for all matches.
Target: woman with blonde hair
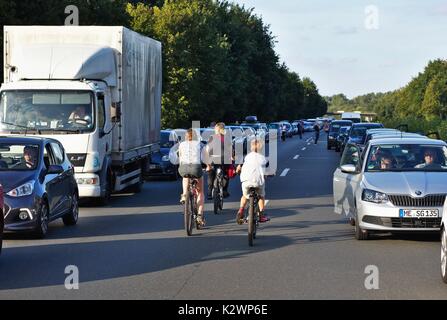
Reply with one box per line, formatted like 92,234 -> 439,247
178,128 -> 205,226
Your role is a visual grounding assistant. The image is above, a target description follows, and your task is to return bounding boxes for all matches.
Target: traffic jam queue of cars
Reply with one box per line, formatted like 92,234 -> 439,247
328,120 -> 447,282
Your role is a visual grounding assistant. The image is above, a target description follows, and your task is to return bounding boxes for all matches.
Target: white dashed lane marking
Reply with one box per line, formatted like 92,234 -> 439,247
293,155 -> 299,159
301,147 -> 306,151
280,168 -> 290,177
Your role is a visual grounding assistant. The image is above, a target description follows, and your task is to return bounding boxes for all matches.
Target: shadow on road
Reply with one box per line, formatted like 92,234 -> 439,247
0,234 -> 292,290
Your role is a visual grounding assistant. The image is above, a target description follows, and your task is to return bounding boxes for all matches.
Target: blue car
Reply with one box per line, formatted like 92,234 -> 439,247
147,130 -> 180,180
0,136 -> 79,238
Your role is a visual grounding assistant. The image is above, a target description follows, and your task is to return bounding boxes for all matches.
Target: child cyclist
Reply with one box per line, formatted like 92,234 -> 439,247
235,138 -> 270,224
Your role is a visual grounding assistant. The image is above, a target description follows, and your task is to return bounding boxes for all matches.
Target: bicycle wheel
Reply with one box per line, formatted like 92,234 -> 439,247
213,186 -> 220,214
248,196 -> 255,246
219,184 -> 224,211
184,187 -> 193,236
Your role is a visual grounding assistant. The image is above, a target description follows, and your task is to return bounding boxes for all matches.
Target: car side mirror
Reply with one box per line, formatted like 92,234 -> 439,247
340,164 -> 358,174
47,164 -> 64,175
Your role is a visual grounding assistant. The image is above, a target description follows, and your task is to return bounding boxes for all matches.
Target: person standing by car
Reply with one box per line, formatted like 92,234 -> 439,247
178,128 -> 205,227
314,122 -> 320,144
297,122 -> 303,139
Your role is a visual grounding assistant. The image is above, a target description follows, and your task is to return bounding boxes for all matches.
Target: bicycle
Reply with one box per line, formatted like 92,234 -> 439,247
247,186 -> 261,246
212,166 -> 225,214
183,175 -> 203,236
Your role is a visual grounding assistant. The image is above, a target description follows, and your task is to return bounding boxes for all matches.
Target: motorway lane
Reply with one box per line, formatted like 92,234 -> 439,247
1,132 -> 447,299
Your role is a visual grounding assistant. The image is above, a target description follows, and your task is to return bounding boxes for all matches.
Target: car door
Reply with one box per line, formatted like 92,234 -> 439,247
333,143 -> 361,217
50,142 -> 71,215
43,143 -> 61,217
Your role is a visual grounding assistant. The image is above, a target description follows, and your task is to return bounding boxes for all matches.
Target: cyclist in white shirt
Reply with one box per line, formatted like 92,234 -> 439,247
235,138 -> 270,224
178,128 -> 205,226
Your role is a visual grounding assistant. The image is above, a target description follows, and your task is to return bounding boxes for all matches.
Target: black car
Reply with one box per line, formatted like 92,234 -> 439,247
0,184 -> 3,255
0,136 -> 78,238
335,126 -> 351,152
147,130 -> 180,180
346,122 -> 384,149
327,120 -> 352,150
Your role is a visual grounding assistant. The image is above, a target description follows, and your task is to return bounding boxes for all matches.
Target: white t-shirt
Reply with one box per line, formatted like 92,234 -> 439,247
179,141 -> 202,165
240,152 -> 267,186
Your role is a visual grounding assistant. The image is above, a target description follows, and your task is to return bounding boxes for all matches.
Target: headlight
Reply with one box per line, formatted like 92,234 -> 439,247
7,180 -> 35,197
329,135 -> 335,139
362,189 -> 388,204
162,155 -> 170,162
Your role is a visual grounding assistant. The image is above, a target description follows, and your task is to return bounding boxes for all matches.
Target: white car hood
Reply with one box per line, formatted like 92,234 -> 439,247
363,171 -> 447,197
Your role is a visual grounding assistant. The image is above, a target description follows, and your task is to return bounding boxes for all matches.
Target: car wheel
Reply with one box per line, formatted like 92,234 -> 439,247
63,193 -> 79,226
354,214 -> 369,240
441,227 -> 447,283
35,201 -> 50,239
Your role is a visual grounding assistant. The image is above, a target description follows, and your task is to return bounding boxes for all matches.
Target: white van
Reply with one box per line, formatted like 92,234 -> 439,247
341,112 -> 361,123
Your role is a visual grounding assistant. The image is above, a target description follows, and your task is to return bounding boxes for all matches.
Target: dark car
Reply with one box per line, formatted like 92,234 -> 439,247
335,126 -> 350,152
327,120 -> 353,150
346,122 -> 384,150
0,184 -> 3,255
147,130 -> 180,180
0,136 -> 78,238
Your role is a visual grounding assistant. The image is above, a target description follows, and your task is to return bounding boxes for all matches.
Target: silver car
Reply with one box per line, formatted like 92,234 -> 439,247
333,137 -> 447,240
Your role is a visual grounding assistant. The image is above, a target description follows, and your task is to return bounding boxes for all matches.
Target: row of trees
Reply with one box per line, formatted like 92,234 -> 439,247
0,0 -> 327,128
326,59 -> 447,139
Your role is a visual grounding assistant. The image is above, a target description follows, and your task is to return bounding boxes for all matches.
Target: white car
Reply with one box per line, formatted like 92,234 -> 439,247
333,137 -> 447,240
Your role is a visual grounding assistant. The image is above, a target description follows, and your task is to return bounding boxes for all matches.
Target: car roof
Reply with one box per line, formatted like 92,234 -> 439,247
352,122 -> 383,127
0,135 -> 49,145
369,137 -> 446,145
331,120 -> 353,124
370,132 -> 425,139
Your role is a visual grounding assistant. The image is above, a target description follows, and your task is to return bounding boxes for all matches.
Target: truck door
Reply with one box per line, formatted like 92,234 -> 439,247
97,92 -> 112,157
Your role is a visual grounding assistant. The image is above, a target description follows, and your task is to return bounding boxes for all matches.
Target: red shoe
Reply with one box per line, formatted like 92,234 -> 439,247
258,213 -> 270,223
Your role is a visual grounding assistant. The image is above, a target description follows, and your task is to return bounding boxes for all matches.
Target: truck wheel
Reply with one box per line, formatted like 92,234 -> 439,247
96,171 -> 111,206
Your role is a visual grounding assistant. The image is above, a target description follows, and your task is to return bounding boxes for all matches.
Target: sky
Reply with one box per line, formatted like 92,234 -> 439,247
231,0 -> 447,98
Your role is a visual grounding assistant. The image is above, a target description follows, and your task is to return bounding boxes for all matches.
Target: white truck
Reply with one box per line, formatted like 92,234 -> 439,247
0,26 -> 162,204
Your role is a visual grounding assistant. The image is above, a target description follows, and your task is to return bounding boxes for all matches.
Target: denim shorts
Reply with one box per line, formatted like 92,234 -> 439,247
179,164 -> 203,178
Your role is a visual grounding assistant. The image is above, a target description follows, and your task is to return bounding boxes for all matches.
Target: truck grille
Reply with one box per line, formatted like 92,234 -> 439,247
388,194 -> 446,207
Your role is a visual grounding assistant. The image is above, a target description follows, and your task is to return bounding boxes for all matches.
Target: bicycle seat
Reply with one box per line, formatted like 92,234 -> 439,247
183,174 -> 199,179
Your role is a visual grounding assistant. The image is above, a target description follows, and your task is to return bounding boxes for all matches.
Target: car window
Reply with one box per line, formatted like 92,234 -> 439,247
50,142 -> 64,165
341,144 -> 360,167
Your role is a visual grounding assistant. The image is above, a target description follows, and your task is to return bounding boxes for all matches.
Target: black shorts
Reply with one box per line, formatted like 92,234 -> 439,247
179,164 -> 203,178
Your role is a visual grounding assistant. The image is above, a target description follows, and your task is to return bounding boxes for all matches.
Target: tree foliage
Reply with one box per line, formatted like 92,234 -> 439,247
1,0 -> 326,128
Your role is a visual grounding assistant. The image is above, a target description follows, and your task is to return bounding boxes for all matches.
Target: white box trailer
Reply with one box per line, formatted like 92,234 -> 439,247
1,26 -> 162,204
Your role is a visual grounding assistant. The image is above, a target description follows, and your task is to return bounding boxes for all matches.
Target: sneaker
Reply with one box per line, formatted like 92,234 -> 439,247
180,194 -> 186,204
258,213 -> 270,223
196,215 -> 206,228
236,209 -> 245,225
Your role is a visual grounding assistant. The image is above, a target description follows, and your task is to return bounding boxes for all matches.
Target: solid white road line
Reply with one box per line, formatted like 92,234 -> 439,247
280,168 -> 290,177
293,155 -> 300,159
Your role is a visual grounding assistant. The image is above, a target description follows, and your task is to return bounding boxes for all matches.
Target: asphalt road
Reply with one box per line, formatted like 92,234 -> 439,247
1,131 -> 446,299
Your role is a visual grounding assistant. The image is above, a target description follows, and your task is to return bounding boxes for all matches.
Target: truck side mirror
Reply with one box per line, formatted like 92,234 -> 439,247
111,102 -> 121,123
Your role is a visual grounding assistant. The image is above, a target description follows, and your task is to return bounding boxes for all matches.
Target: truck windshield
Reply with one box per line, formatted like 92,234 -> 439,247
0,90 -> 94,133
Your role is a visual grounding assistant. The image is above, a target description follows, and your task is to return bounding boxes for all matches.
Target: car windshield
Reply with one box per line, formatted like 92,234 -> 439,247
0,90 -> 94,133
160,132 -> 175,148
0,143 -> 40,170
366,144 -> 447,172
339,127 -> 349,134
269,123 -> 279,129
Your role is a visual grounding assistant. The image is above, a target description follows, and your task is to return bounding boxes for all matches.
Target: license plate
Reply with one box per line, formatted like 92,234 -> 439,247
399,209 -> 439,218
149,165 -> 159,169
